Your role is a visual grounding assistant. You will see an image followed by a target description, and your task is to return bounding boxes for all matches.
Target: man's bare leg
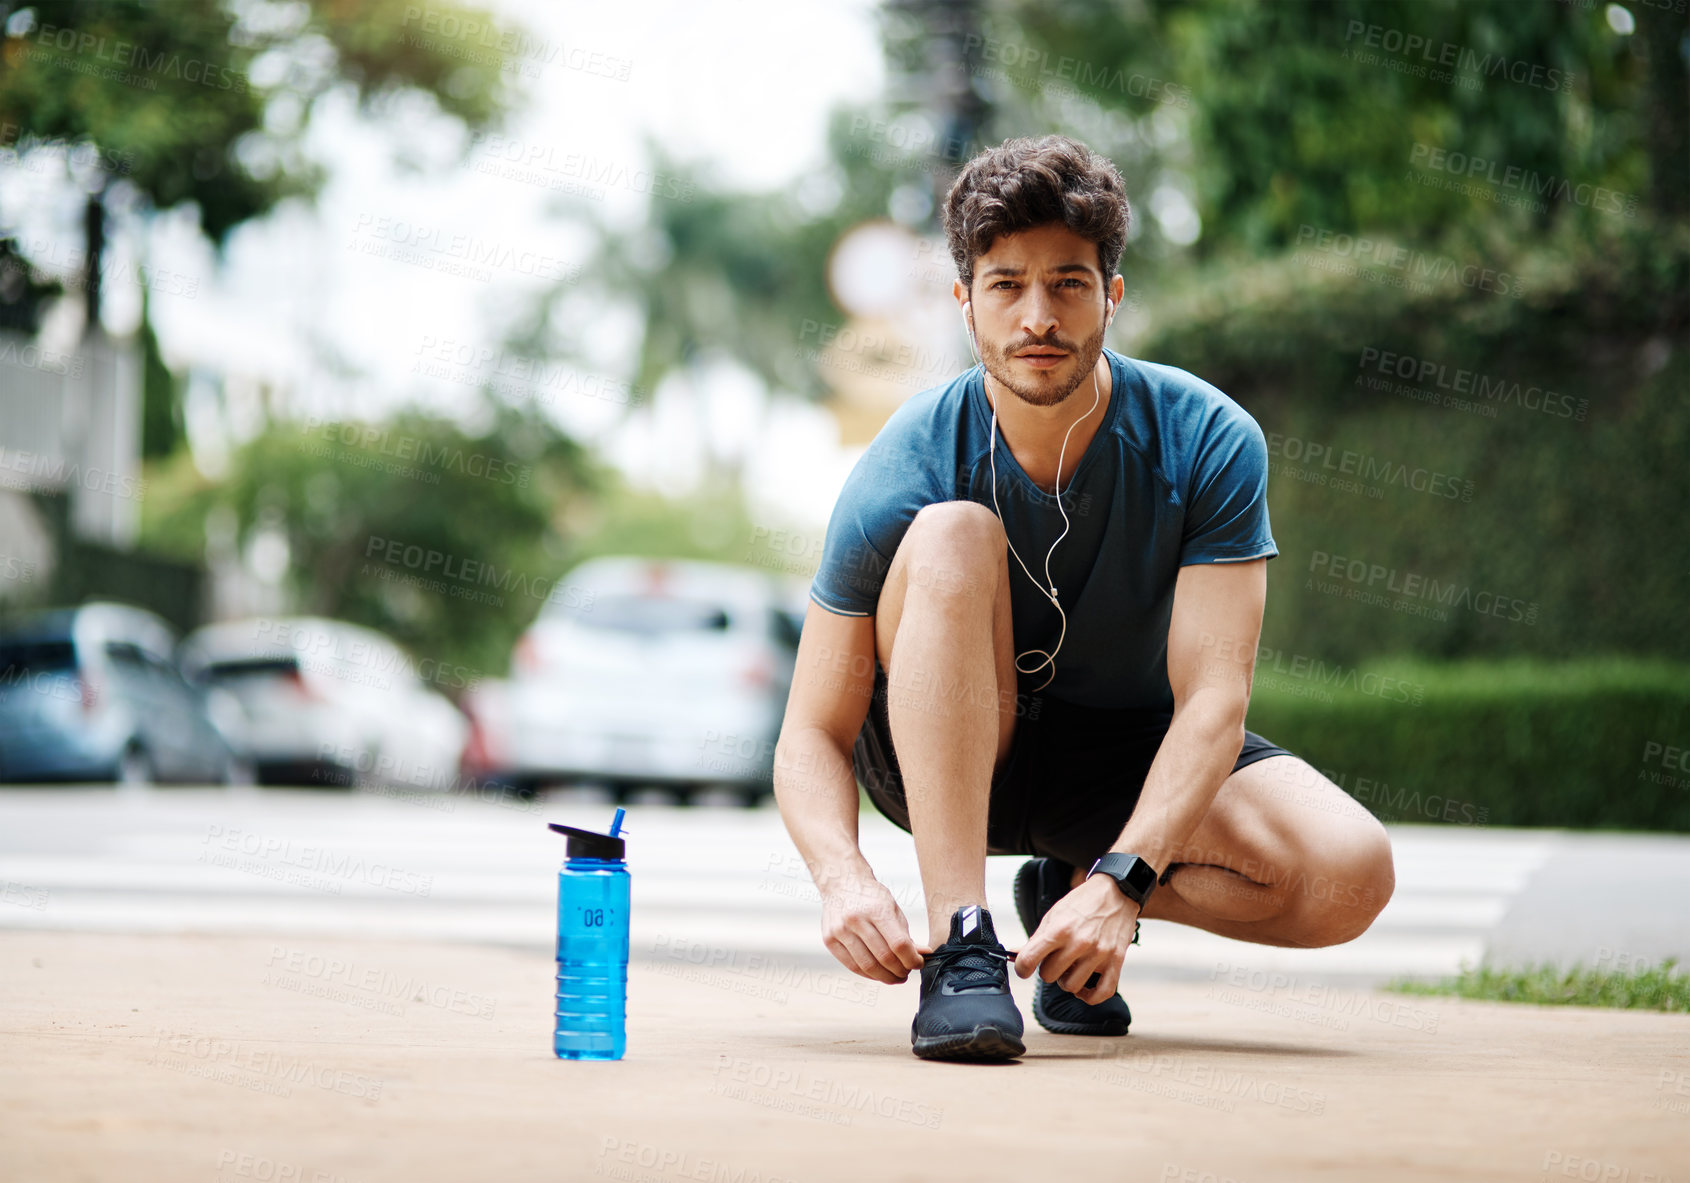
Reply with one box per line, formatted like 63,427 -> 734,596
1061,755 -> 1396,947
871,501 -> 1019,945
1141,754 -> 1396,945
869,507 -> 1393,955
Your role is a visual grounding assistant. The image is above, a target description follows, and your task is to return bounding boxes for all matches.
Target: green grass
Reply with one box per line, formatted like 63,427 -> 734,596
1388,958 -> 1690,1012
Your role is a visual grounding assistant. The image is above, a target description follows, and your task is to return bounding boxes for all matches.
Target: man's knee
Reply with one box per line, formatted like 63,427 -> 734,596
1293,819 -> 1395,946
898,501 -> 1004,598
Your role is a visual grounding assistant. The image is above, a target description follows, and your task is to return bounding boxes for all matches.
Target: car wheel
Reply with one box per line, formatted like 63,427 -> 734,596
311,761 -> 357,789
499,777 -> 538,800
117,744 -> 154,788
669,784 -> 697,807
736,786 -> 767,809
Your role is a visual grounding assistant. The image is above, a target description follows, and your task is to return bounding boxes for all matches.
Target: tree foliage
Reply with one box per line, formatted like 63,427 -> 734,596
502,136 -> 907,405
0,0 -> 522,455
0,0 -> 515,248
994,0 -> 1674,252
141,400 -> 596,676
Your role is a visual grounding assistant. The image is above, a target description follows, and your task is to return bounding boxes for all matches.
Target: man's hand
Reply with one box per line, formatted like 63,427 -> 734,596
818,871 -> 924,984
1013,875 -> 1139,1004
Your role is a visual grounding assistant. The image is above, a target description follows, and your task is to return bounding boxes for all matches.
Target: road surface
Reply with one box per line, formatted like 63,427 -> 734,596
3,784 -> 1685,984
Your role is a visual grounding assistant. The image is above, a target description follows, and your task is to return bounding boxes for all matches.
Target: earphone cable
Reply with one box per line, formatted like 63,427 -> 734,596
986,365 -> 1101,693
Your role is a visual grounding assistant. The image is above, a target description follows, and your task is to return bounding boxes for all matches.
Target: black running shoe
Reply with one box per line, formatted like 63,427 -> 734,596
910,905 -> 1025,1062
1013,858 -> 1133,1036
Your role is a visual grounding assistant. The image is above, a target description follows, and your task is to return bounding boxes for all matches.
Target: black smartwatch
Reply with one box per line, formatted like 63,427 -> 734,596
1087,853 -> 1159,907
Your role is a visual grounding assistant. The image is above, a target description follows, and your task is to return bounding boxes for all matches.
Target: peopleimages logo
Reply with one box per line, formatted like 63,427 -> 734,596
348,213 -> 582,284
0,446 -> 147,502
0,335 -> 87,377
1296,226 -> 1522,297
468,134 -> 694,202
1265,432 -> 1473,502
1342,20 -> 1574,94
29,23 -> 249,92
1408,143 -> 1638,218
1356,347 -> 1587,421
302,417 -> 530,487
399,6 -> 633,81
199,826 -> 432,897
961,33 -> 1192,107
1308,550 -> 1538,625
360,535 -> 596,611
250,618 -> 482,693
1198,632 -> 1426,705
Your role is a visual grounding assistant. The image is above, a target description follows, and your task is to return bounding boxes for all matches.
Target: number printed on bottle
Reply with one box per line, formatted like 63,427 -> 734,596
581,908 -> 607,926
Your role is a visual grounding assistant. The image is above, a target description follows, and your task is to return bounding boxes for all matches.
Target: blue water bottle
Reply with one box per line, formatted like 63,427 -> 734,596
549,809 -> 630,1060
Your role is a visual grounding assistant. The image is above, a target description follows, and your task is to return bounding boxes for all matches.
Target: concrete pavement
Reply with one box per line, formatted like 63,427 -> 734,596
2,930 -> 1686,1183
3,787 -> 1689,1180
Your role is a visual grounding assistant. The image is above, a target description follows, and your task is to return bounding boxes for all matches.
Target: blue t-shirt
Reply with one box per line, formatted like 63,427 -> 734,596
808,348 -> 1278,711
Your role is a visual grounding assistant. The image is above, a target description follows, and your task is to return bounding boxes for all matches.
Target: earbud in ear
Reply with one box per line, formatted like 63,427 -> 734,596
1105,298 -> 1116,326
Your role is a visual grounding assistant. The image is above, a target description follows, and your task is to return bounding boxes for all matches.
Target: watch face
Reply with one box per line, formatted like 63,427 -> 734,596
1122,857 -> 1157,893
1092,854 -> 1157,903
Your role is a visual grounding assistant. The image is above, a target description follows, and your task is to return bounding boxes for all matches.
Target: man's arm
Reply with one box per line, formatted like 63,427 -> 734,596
773,600 -> 924,984
1015,558 -> 1265,1001
1102,556 -> 1265,875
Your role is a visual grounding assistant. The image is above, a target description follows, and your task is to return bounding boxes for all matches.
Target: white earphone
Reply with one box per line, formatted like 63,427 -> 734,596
964,295 -> 1112,692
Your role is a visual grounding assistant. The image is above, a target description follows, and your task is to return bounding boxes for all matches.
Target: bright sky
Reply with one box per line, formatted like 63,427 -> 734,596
12,0 -> 886,533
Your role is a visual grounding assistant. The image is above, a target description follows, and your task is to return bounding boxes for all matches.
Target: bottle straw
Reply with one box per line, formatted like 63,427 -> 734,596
609,807 -> 626,838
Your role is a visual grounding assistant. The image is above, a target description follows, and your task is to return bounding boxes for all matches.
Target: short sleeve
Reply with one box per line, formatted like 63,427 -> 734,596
808,445 -> 939,616
1179,408 -> 1278,565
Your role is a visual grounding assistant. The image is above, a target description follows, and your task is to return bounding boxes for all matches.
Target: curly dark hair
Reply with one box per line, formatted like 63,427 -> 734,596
942,135 -> 1130,291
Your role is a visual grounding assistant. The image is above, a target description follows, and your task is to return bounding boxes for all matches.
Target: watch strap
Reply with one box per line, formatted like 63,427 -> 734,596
1088,852 -> 1159,906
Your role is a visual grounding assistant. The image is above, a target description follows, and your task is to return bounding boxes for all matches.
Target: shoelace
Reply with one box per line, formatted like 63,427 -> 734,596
926,943 -> 1017,988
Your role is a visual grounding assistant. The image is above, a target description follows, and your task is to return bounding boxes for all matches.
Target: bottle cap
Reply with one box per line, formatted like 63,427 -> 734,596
548,809 -> 626,860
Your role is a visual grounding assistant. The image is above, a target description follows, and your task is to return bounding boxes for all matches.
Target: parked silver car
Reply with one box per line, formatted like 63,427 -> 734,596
0,601 -> 243,784
462,557 -> 803,805
179,616 -> 468,790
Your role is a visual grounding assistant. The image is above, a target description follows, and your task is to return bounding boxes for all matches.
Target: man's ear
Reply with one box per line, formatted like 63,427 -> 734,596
1109,273 -> 1125,309
952,278 -> 970,311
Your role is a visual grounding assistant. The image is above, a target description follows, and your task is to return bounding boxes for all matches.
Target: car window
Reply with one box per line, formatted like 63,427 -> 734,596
104,641 -> 149,670
572,595 -> 732,635
770,608 -> 803,651
0,639 -> 78,681
203,657 -> 301,681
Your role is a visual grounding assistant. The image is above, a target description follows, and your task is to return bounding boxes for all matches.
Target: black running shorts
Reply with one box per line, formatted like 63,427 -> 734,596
852,664 -> 1295,870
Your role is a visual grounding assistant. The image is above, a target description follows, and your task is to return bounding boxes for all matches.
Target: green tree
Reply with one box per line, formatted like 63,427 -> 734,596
142,399 -> 597,676
0,0 -> 521,453
502,142 -> 892,407
501,0 -> 1684,426
991,0 -> 1677,254
137,286 -> 180,460
0,235 -> 60,332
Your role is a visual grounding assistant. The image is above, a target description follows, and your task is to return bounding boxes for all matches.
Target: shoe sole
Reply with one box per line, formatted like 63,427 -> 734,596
912,1024 -> 1026,1062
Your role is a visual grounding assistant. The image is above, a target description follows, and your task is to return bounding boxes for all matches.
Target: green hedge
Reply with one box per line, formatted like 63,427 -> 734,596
1131,223 -> 1690,666
1244,658 -> 1690,831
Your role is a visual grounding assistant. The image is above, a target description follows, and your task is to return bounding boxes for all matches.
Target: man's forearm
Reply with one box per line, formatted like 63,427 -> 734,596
1106,689 -> 1247,877
773,725 -> 874,888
